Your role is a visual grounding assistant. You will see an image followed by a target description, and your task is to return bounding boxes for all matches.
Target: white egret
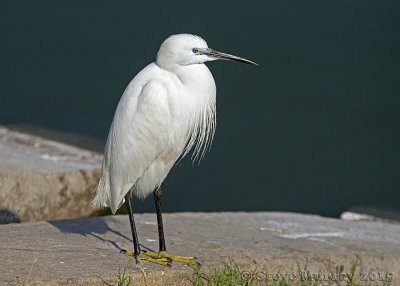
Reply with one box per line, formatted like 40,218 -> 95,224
91,33 -> 257,266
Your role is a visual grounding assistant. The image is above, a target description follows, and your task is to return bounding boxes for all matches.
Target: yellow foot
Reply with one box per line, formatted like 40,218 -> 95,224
143,250 -> 200,266
120,249 -> 172,267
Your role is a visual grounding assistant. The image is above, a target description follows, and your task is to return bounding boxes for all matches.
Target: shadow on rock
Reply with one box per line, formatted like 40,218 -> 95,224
0,209 -> 20,224
48,215 -> 155,253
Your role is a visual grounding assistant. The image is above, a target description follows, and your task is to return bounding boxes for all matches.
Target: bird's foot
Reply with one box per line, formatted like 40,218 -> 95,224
143,250 -> 200,266
120,249 -> 172,267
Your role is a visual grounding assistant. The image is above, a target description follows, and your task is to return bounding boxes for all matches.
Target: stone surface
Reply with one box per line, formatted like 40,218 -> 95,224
0,212 -> 399,285
341,205 -> 400,223
0,126 -> 102,222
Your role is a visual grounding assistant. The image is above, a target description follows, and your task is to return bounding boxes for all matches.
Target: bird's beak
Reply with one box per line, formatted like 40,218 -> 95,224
202,48 -> 258,66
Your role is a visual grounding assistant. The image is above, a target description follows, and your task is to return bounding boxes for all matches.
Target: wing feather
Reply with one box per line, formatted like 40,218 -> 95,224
92,80 -> 170,213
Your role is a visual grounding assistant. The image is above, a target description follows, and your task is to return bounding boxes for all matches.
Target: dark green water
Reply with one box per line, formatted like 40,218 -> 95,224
1,1 -> 399,217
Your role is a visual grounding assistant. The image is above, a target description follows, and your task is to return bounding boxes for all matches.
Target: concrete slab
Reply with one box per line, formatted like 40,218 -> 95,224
0,212 -> 399,285
0,126 -> 102,222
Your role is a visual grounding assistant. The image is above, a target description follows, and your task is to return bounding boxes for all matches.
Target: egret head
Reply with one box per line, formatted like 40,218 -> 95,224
156,34 -> 258,70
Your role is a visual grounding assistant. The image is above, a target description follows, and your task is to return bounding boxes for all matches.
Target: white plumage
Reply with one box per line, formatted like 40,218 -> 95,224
91,34 -> 256,214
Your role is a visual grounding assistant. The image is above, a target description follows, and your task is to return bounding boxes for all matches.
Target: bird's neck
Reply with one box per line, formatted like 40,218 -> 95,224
170,64 -> 217,162
171,64 -> 213,89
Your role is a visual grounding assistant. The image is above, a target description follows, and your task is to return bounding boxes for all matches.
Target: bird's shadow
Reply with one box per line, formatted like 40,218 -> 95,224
48,215 -> 156,253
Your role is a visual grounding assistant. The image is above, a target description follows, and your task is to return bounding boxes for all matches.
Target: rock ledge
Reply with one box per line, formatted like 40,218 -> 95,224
0,212 -> 399,285
0,126 -> 102,222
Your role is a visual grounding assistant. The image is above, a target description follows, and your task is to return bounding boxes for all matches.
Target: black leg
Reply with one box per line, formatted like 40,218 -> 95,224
154,186 -> 166,252
121,190 -> 172,267
125,191 -> 141,256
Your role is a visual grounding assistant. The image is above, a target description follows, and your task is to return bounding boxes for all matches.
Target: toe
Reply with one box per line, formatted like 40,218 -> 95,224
120,249 -> 135,257
120,249 -> 172,267
158,251 -> 200,265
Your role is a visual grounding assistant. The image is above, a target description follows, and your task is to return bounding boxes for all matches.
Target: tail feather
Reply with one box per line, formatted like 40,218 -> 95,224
90,175 -> 111,211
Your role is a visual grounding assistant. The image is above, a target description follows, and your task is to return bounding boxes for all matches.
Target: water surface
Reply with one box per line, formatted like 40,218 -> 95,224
1,1 -> 399,217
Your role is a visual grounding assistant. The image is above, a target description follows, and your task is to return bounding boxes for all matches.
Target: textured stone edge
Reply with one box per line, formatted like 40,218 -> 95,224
21,254 -> 400,286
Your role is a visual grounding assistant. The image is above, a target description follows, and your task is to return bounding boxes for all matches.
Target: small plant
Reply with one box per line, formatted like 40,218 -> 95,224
191,259 -> 255,286
347,257 -> 359,286
21,258 -> 37,286
189,258 -> 392,286
102,261 -> 132,286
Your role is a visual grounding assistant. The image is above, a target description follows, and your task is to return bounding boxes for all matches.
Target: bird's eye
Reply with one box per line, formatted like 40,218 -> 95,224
192,48 -> 199,53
